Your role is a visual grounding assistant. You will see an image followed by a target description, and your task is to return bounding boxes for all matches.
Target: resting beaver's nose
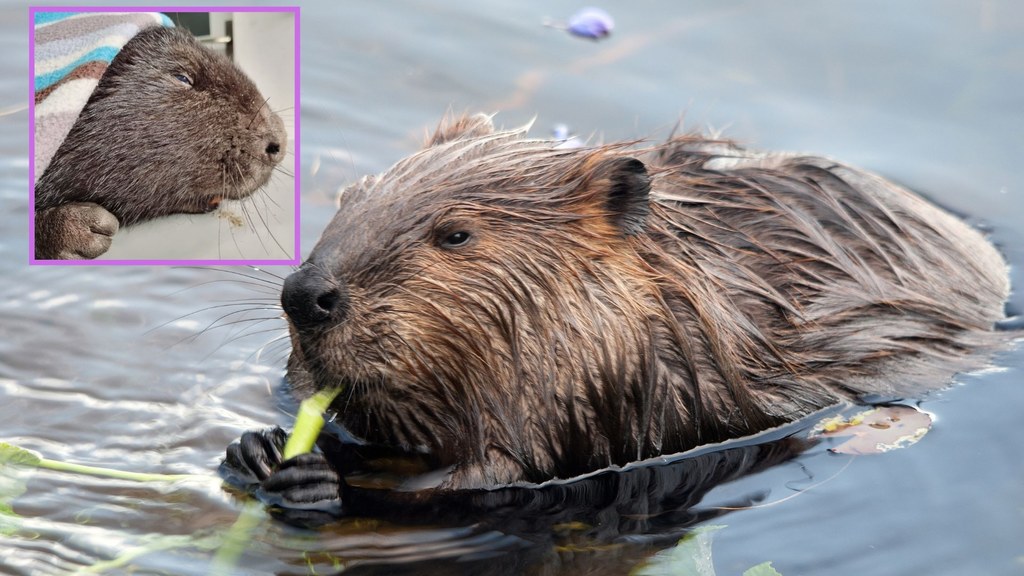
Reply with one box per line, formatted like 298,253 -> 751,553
264,113 -> 287,164
281,266 -> 348,331
265,139 -> 282,161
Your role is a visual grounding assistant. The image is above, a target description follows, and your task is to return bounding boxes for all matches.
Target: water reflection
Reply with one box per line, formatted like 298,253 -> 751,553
262,424 -> 814,575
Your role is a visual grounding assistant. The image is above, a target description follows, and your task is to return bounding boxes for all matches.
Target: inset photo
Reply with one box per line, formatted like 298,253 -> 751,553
31,7 -> 299,264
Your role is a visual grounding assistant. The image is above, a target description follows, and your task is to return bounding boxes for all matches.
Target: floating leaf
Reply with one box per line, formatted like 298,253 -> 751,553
810,405 -> 932,455
543,7 -> 614,41
631,525 -> 724,576
632,525 -> 785,576
551,123 -> 584,149
0,442 -> 42,468
567,7 -> 615,40
0,442 -> 41,535
743,561 -> 784,576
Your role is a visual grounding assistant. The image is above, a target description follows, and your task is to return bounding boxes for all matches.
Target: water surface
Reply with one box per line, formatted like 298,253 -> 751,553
1,1 -> 1022,574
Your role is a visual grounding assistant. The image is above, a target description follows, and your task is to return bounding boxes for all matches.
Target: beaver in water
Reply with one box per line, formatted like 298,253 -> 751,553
223,113 -> 1009,513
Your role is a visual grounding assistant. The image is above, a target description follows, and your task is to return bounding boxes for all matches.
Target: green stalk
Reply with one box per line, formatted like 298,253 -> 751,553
212,387 -> 344,573
36,457 -> 203,483
209,501 -> 265,575
282,388 -> 343,459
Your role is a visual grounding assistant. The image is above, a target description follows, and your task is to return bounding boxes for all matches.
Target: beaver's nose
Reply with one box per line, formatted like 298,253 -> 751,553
281,266 -> 348,331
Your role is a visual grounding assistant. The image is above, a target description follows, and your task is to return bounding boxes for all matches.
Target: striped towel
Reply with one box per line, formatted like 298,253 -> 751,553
33,11 -> 173,183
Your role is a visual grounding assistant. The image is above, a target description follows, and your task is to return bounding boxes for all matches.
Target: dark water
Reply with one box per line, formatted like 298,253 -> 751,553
2,1 -> 1022,574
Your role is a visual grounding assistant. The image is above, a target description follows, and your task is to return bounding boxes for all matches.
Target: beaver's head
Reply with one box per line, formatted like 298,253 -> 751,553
281,114 -> 660,484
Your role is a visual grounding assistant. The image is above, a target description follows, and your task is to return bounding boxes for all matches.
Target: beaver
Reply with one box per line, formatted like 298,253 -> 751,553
223,113 -> 1009,513
34,25 -> 287,259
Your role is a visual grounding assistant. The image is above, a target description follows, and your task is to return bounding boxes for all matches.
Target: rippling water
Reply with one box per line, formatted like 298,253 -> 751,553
1,1 -> 1022,575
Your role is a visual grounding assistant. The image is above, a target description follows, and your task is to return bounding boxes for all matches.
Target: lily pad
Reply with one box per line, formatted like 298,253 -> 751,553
744,561 -> 784,576
631,525 -> 786,576
810,405 -> 932,455
631,525 -> 724,576
0,442 -> 40,535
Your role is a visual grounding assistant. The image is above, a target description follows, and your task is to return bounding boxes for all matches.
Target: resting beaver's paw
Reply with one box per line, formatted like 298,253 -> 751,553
221,426 -> 344,521
34,202 -> 119,260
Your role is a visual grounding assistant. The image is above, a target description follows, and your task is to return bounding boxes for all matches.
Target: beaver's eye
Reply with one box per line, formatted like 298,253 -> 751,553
440,231 -> 472,249
173,73 -> 193,87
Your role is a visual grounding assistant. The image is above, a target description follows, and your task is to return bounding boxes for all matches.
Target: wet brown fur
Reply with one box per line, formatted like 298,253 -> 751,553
286,114 -> 1009,489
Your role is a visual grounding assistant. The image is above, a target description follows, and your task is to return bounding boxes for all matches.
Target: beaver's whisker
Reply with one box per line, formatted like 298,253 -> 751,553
146,300 -> 279,338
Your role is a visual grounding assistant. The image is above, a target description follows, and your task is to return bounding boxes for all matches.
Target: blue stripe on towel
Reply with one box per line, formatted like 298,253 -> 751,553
35,45 -> 120,92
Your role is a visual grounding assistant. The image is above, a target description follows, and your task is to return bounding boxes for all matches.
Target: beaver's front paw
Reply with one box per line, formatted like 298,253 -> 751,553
221,426 -> 287,487
259,452 -> 344,514
221,427 -> 344,524
35,202 -> 119,260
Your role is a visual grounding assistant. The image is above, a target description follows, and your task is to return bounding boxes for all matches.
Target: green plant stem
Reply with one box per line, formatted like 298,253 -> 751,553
36,457 -> 205,483
282,388 -> 342,459
210,500 -> 265,575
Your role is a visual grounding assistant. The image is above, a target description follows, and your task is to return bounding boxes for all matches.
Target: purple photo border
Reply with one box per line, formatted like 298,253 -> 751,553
28,5 -> 302,267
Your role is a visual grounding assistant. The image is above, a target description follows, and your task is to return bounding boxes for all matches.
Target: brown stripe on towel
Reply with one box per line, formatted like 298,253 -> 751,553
34,60 -> 106,104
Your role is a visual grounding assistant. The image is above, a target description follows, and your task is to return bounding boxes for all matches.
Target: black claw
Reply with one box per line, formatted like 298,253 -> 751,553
220,426 -> 288,486
239,429 -> 281,480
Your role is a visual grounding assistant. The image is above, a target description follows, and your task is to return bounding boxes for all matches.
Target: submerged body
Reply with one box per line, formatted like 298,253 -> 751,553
226,114 -> 1008,508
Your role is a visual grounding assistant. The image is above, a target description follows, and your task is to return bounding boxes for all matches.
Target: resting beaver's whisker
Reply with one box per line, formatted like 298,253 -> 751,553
232,162 -> 292,259
250,192 -> 291,258
271,164 -> 295,179
246,96 -> 272,130
257,184 -> 284,211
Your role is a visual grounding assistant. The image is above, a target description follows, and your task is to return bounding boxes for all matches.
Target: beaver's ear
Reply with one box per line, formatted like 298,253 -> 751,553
587,157 -> 651,236
426,113 -> 495,147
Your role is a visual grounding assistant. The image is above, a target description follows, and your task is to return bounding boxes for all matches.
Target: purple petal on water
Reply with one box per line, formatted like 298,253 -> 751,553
567,7 -> 614,39
552,123 -> 571,140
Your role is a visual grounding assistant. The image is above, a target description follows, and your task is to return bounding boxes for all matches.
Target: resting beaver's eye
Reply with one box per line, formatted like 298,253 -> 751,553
440,231 -> 472,249
173,73 -> 193,87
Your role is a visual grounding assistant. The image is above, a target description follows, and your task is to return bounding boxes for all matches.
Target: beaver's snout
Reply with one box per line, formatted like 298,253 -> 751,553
281,266 -> 349,331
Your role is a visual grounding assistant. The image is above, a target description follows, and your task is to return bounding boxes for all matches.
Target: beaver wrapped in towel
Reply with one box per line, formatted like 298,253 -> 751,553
223,113 -> 1009,513
33,15 -> 287,260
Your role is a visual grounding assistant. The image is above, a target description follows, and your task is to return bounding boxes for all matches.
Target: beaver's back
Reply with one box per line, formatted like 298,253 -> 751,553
645,138 -> 1008,408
